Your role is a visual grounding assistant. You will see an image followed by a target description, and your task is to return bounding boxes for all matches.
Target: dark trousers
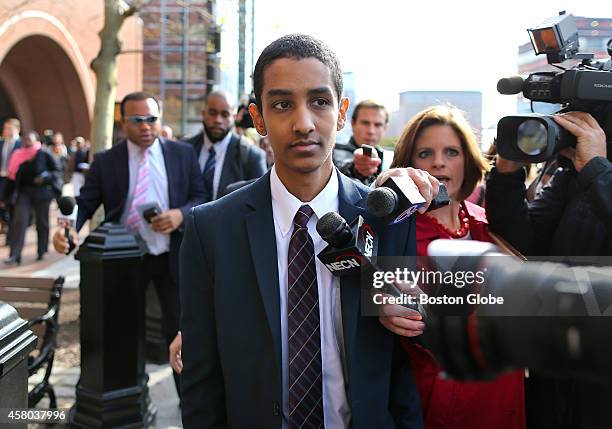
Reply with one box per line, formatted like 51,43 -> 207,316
10,191 -> 51,259
0,177 -> 13,245
142,252 -> 181,396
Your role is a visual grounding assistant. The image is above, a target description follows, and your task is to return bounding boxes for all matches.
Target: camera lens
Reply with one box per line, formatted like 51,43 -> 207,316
517,119 -> 548,156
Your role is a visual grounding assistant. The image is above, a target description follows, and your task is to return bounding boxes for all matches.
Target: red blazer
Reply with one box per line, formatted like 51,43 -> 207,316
404,201 -> 525,429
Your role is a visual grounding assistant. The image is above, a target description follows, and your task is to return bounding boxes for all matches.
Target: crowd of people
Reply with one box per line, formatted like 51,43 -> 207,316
0,121 -> 90,265
2,31 -> 609,429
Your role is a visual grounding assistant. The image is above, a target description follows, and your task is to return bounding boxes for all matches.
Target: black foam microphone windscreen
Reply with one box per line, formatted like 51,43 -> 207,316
497,76 -> 525,95
58,196 -> 76,216
316,212 -> 353,248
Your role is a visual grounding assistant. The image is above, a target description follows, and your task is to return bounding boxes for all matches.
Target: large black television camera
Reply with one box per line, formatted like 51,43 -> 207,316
419,240 -> 612,384
496,12 -> 612,163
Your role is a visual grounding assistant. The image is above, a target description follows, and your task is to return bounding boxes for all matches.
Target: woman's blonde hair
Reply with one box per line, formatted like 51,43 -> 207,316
391,105 -> 490,201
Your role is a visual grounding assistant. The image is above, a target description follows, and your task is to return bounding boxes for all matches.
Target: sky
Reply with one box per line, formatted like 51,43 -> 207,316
249,0 -> 610,129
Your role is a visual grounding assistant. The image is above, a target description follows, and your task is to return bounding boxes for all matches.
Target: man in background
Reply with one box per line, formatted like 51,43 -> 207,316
183,90 -> 267,199
333,99 -> 389,185
0,118 -> 22,244
53,91 -> 207,396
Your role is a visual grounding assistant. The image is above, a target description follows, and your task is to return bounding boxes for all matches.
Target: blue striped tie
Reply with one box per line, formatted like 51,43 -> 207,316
203,145 -> 216,197
287,205 -> 324,428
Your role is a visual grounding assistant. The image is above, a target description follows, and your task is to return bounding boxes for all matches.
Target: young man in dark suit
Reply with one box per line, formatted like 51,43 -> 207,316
183,90 -> 267,199
179,35 -> 437,428
53,91 -> 207,393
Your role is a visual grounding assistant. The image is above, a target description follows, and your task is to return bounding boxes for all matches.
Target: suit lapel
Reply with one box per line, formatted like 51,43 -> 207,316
194,132 -> 204,157
244,172 -> 282,369
337,171 -> 367,377
218,134 -> 239,196
159,138 -> 177,208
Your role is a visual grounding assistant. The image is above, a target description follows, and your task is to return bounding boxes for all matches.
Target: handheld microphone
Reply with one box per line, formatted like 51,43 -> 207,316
316,213 -> 377,276
57,196 -> 77,254
316,212 -> 418,310
367,178 -> 450,225
497,76 -> 524,95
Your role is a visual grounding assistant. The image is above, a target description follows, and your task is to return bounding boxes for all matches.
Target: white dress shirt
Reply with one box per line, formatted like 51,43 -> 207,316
121,139 -> 170,255
0,138 -> 16,177
270,166 -> 351,428
198,130 -> 232,199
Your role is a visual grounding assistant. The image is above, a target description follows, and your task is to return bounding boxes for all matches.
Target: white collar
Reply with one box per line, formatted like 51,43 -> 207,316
270,165 -> 339,237
203,129 -> 232,153
127,138 -> 161,157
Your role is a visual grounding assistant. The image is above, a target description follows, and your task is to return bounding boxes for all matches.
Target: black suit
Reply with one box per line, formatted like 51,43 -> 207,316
179,170 -> 423,428
76,138 -> 208,280
183,130 -> 267,198
76,138 -> 207,391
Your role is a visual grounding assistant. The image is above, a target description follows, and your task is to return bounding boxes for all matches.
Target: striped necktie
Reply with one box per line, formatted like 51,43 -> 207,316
203,145 -> 216,197
287,204 -> 324,428
126,148 -> 149,233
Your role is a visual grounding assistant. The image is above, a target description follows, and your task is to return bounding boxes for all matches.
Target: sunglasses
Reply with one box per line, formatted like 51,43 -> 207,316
125,115 -> 159,124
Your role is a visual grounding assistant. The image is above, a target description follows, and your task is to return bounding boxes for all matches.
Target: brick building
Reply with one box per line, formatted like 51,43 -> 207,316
0,0 -> 143,141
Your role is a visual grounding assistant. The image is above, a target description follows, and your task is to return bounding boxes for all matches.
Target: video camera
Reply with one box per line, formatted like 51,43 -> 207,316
496,12 -> 612,163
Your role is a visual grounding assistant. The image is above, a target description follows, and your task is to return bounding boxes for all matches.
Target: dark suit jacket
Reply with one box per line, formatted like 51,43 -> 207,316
76,138 -> 207,281
0,137 -> 22,166
0,138 -> 22,200
15,148 -> 62,202
179,169 -> 423,429
183,130 -> 267,197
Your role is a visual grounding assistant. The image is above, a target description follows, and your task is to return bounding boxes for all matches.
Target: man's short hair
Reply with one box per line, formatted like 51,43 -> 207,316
205,90 -> 233,108
252,34 -> 343,109
24,130 -> 40,142
3,118 -> 21,131
351,100 -> 389,124
120,91 -> 160,118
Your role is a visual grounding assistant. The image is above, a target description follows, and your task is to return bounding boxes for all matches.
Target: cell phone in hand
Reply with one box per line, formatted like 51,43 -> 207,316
362,144 -> 374,158
143,206 -> 162,223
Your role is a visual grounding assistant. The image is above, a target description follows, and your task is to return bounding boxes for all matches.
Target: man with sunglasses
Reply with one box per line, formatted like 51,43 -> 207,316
52,91 -> 207,396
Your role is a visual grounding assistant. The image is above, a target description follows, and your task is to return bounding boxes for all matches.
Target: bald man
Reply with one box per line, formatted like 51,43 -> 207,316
183,91 -> 267,199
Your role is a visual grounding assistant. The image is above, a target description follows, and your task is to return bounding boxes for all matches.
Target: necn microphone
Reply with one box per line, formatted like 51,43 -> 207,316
316,212 -> 377,276
316,212 -> 418,310
367,178 -> 450,225
57,196 -> 77,254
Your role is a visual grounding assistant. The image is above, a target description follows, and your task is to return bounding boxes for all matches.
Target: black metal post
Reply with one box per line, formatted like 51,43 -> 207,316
0,303 -> 37,429
71,223 -> 155,428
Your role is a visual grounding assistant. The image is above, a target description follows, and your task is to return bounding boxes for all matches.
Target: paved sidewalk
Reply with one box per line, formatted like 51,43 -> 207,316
29,362 -> 182,428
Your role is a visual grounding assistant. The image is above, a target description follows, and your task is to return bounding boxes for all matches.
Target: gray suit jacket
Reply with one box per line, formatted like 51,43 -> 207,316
183,130 -> 267,198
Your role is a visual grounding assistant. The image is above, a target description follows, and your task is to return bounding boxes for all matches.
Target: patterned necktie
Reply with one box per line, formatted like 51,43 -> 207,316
203,145 -> 216,197
126,148 -> 149,233
287,205 -> 324,428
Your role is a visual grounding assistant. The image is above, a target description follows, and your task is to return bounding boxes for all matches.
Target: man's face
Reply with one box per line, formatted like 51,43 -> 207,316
249,57 -> 347,177
2,123 -> 17,140
202,95 -> 233,142
122,98 -> 161,148
351,107 -> 387,147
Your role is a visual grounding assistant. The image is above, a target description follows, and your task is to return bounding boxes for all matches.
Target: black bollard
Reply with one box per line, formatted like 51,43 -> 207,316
0,303 -> 37,429
71,223 -> 156,428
